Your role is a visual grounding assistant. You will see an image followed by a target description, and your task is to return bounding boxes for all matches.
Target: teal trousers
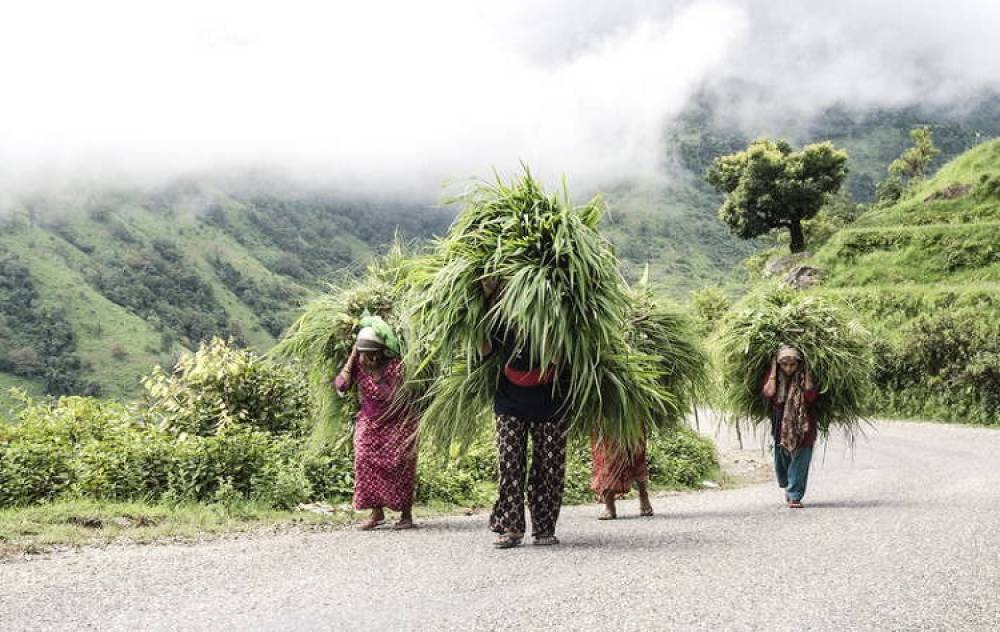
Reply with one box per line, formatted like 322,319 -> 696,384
774,445 -> 813,502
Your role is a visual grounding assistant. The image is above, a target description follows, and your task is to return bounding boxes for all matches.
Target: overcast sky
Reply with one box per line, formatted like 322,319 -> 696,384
1,0 -> 998,199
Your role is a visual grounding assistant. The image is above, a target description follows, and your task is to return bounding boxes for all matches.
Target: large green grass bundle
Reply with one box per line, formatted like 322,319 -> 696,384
716,286 -> 873,443
272,243 -> 414,439
407,168 -> 685,449
629,284 -> 709,427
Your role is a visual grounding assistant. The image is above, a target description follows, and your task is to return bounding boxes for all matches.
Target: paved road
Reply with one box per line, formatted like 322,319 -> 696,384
3,420 -> 1000,631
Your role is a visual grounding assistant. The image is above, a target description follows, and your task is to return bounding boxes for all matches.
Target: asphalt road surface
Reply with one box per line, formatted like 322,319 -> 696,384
3,419 -> 1000,631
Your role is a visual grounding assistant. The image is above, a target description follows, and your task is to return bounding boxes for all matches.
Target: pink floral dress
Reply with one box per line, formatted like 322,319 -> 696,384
335,358 -> 418,511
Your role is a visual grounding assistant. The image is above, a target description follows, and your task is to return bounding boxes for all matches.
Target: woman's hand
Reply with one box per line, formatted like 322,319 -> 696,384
335,344 -> 358,390
803,361 -> 814,391
762,356 -> 778,399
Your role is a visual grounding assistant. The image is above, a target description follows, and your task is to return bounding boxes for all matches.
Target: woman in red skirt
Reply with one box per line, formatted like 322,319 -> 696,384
591,436 -> 654,520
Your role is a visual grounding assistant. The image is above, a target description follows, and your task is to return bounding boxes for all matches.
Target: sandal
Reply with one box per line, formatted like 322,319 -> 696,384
393,520 -> 416,531
358,518 -> 385,531
533,535 -> 560,546
639,507 -> 655,517
598,508 -> 616,520
494,532 -> 523,549
788,500 -> 804,509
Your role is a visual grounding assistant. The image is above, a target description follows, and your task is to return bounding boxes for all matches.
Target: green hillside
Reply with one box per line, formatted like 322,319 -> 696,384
807,140 -> 1000,423
0,184 -> 449,406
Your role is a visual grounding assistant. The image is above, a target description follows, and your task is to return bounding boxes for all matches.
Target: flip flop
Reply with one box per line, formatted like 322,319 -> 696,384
358,519 -> 386,530
788,501 -> 804,509
494,532 -> 523,549
393,521 -> 417,531
598,510 -> 617,520
533,535 -> 560,546
639,508 -> 655,517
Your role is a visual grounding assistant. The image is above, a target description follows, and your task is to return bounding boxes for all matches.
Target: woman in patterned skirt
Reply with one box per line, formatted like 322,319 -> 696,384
335,322 -> 418,530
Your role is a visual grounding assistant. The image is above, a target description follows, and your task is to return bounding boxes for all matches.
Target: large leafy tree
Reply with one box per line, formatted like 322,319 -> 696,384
706,139 -> 848,253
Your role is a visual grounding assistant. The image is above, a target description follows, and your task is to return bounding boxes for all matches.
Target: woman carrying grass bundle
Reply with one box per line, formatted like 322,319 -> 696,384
482,279 -> 569,549
717,288 -> 872,508
591,437 -> 654,520
335,319 -> 418,530
762,345 -> 820,509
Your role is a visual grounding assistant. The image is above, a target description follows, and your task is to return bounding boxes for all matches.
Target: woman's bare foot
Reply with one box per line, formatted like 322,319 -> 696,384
394,507 -> 416,530
359,508 -> 385,530
637,481 -> 654,517
599,490 -> 617,520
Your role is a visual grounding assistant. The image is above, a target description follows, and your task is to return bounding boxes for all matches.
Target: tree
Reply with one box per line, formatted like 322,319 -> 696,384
706,139 -> 848,253
889,125 -> 940,180
877,125 -> 941,206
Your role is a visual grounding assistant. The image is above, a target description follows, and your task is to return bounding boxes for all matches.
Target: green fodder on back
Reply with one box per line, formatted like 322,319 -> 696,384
715,286 -> 874,443
406,167 -> 704,451
272,242 -> 417,440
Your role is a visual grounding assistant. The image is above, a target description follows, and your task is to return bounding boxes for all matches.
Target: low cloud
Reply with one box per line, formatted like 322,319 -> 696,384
0,1 -> 997,203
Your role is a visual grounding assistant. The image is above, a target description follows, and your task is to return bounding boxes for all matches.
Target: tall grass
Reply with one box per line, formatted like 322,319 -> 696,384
405,168 -> 705,450
272,242 -> 415,442
715,286 -> 873,445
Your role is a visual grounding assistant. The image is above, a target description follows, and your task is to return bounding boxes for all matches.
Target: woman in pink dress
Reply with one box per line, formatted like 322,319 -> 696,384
335,323 -> 418,530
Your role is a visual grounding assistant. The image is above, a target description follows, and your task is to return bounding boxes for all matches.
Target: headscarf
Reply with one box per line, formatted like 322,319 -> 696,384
775,345 -> 810,451
357,315 -> 401,357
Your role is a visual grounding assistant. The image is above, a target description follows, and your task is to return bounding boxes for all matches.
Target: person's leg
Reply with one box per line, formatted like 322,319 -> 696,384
599,488 -> 617,520
637,480 -> 654,516
359,507 -> 385,530
527,416 -> 568,543
786,446 -> 814,505
394,505 -> 414,530
774,446 -> 791,491
489,415 -> 529,544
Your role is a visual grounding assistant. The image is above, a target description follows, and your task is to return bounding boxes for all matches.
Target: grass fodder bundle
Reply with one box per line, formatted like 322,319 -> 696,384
406,167 -> 674,449
715,286 -> 873,445
628,285 -> 710,427
272,243 -> 416,442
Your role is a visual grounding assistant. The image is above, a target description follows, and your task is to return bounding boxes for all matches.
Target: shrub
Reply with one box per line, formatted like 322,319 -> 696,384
73,428 -> 176,501
646,426 -> 716,487
689,287 -> 732,339
301,443 -> 355,501
144,338 -> 310,436
0,396 -> 138,506
415,455 -> 482,506
0,436 -> 76,506
874,309 -> 999,425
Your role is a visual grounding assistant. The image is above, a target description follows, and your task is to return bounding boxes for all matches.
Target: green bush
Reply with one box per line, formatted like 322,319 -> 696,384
415,455 -> 482,506
301,444 -> 355,501
73,428 -> 175,501
0,437 -> 76,506
143,338 -> 310,436
0,396 -> 136,506
689,286 -> 732,337
0,392 -> 325,509
646,426 -> 716,487
874,309 -> 999,424
562,440 -> 596,504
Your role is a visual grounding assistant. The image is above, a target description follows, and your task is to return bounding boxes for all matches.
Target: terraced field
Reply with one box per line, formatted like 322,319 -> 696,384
808,139 -> 1000,423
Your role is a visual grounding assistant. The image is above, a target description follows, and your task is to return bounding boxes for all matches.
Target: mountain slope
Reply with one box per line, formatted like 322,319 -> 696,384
0,184 -> 449,404
806,140 -> 1000,423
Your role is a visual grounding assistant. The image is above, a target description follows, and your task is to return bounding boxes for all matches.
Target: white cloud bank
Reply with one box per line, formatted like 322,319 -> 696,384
0,0 -> 998,199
